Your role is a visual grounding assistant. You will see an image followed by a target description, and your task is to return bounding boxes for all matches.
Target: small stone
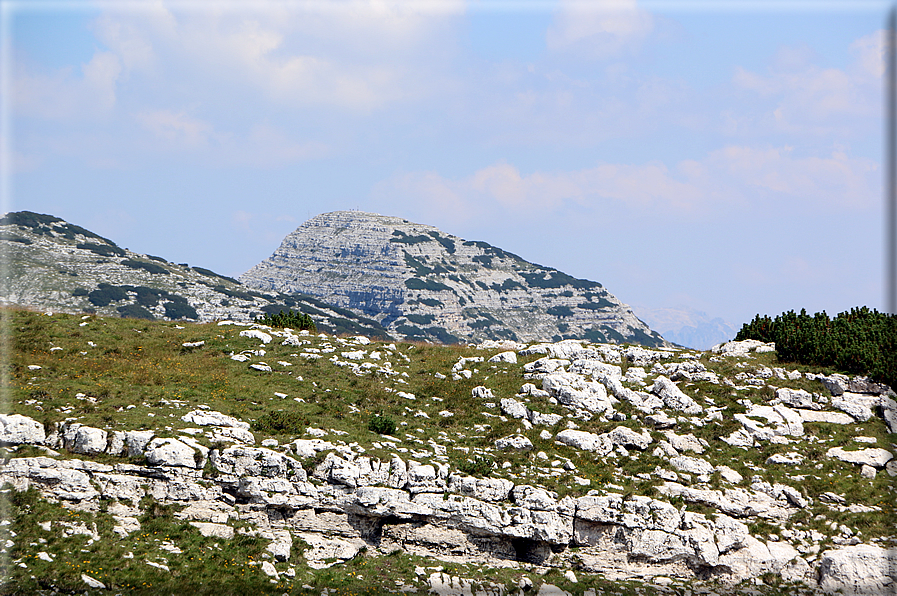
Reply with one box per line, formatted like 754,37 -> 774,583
81,574 -> 105,589
261,561 -> 278,577
495,434 -> 533,451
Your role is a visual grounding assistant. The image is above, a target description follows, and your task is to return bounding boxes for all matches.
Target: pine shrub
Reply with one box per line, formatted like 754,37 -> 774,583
368,413 -> 396,436
255,308 -> 316,332
735,306 -> 897,388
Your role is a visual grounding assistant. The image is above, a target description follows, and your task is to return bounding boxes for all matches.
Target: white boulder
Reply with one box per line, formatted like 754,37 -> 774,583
650,376 -> 702,414
0,414 -> 45,445
494,434 -> 533,451
240,329 -> 272,344
145,438 -> 203,468
488,351 -> 517,364
818,544 -> 897,595
826,447 -> 893,468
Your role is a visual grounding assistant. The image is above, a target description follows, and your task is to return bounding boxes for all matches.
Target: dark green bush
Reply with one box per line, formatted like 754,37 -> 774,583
121,259 -> 169,275
253,410 -> 309,434
134,286 -> 166,307
88,283 -> 128,307
458,456 -> 494,477
406,313 -> 436,325
163,295 -> 198,320
404,277 -> 452,292
547,305 -> 573,317
368,414 -> 396,436
736,306 -> 897,388
255,308 -> 316,331
77,242 -> 126,257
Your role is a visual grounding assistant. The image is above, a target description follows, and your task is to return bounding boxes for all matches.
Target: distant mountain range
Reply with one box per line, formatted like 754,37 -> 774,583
1,209 -> 670,346
632,306 -> 738,350
0,211 -> 391,339
240,211 -> 668,346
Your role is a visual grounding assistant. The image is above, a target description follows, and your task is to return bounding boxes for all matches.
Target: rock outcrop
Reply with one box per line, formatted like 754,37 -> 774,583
240,211 -> 667,346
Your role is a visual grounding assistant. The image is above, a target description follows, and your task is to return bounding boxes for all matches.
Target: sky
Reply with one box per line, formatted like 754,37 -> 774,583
2,0 -> 893,336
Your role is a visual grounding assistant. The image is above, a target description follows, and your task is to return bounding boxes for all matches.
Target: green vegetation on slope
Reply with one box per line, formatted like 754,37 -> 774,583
4,308 -> 895,595
736,306 -> 897,387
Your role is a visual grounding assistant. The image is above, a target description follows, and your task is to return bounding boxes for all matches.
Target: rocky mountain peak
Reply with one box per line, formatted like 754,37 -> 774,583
240,211 -> 668,346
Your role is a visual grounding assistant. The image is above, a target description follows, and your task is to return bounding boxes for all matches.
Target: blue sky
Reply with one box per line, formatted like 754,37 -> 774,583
3,0 -> 892,335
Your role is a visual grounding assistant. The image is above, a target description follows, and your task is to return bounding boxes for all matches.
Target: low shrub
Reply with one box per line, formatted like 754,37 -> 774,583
736,306 -> 897,387
457,456 -> 494,477
368,413 -> 396,436
255,309 -> 316,331
252,410 -> 309,434
121,259 -> 169,275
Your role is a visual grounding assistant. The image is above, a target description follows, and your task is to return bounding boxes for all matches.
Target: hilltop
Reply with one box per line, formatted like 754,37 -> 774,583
240,211 -> 667,347
1,309 -> 894,595
0,211 -> 391,339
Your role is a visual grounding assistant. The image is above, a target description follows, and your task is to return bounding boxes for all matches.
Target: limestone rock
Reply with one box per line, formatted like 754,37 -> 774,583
650,376 -> 702,414
555,430 -> 611,454
488,351 -> 517,364
818,544 -> 897,595
190,522 -> 234,539
607,426 -> 652,450
145,438 -> 203,468
826,447 -> 893,468
0,414 -> 45,445
124,430 -> 155,457
446,474 -> 513,502
62,424 -> 108,455
773,387 -> 819,410
239,211 -> 668,346
494,434 -> 533,451
212,446 -> 307,480
542,373 -> 615,414
670,456 -> 714,476
181,409 -> 250,429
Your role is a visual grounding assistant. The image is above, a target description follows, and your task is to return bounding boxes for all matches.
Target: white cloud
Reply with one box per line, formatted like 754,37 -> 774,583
136,110 -> 219,146
378,144 -> 878,223
86,0 -> 463,112
14,50 -> 122,118
546,0 -> 653,59
708,145 -> 877,208
729,30 -> 885,135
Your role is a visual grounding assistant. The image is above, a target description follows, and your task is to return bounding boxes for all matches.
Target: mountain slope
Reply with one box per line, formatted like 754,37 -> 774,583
0,211 -> 391,339
240,211 -> 667,346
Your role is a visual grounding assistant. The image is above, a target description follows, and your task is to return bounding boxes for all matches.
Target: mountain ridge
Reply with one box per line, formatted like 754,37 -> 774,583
240,211 -> 668,347
0,210 -> 391,339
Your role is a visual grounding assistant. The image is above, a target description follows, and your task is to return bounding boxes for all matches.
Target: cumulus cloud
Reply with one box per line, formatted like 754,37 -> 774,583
546,0 -> 653,59
86,0 -> 463,111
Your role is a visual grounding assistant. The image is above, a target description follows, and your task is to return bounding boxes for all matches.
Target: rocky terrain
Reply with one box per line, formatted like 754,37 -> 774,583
1,309 -> 894,595
240,211 -> 667,347
0,211 -> 390,339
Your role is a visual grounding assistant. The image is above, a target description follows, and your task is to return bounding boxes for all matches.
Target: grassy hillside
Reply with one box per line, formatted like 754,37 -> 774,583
2,309 -> 895,595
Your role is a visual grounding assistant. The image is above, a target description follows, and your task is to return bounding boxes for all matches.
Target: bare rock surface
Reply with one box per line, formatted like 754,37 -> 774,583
239,211 -> 668,346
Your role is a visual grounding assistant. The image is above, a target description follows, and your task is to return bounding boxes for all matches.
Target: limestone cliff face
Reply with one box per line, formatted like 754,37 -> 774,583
240,211 -> 667,346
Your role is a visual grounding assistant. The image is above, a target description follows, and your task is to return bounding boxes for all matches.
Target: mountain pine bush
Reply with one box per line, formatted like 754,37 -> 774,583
255,308 -> 316,332
735,306 -> 897,388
